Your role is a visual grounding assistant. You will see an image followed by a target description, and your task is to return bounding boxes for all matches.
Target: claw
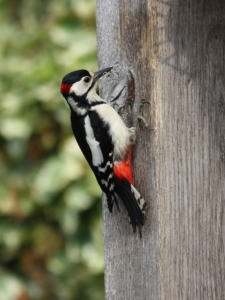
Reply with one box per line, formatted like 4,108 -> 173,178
129,126 -> 136,143
138,115 -> 150,128
138,100 -> 150,128
140,100 -> 151,108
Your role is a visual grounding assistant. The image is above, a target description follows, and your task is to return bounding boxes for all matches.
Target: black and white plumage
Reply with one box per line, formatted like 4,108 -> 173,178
60,67 -> 146,235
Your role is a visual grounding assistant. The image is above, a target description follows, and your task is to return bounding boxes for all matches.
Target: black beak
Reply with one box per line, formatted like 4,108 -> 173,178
93,67 -> 113,81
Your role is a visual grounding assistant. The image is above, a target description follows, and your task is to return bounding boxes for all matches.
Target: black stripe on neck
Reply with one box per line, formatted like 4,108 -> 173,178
90,101 -> 105,106
69,93 -> 105,107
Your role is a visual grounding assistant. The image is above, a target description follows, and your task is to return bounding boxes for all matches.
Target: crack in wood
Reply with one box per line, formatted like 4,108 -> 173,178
111,86 -> 126,103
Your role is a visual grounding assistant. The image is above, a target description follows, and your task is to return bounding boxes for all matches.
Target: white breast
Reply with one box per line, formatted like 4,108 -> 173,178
91,103 -> 130,159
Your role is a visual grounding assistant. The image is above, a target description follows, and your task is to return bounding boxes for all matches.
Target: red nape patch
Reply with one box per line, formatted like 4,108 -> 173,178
113,149 -> 133,184
60,83 -> 72,94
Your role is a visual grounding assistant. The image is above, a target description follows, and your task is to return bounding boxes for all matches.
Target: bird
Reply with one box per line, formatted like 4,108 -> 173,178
60,67 -> 146,236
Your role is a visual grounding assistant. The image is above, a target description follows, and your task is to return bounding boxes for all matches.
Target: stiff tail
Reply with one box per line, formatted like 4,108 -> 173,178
106,190 -> 119,213
114,178 -> 146,237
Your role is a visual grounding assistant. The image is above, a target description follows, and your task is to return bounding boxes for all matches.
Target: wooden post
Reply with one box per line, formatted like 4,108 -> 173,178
96,0 -> 225,299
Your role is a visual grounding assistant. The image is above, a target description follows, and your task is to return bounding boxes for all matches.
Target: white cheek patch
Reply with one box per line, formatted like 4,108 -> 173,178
86,87 -> 103,103
70,80 -> 91,96
84,115 -> 104,166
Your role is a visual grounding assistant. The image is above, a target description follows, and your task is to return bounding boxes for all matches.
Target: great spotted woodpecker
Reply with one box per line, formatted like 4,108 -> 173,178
60,67 -> 146,235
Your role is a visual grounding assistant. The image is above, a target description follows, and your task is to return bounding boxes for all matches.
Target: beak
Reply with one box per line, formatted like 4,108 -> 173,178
93,67 -> 113,81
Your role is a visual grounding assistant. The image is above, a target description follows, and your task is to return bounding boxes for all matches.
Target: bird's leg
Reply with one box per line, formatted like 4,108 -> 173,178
128,126 -> 136,144
136,100 -> 151,128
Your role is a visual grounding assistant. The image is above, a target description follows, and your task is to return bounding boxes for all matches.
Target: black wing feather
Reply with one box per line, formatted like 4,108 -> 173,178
70,109 -> 116,211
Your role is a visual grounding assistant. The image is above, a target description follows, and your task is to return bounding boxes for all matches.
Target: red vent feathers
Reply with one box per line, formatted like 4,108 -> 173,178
113,148 -> 133,184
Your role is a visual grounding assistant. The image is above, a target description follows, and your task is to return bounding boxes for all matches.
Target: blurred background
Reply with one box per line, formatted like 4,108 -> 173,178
0,0 -> 104,299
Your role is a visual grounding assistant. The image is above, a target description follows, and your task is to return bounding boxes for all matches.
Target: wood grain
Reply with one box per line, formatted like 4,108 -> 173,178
96,0 -> 225,299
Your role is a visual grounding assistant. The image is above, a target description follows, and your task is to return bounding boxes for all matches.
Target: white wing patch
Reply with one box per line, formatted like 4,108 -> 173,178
84,115 -> 104,166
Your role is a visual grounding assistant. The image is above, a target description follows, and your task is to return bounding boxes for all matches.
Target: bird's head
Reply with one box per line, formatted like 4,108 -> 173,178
60,67 -> 113,99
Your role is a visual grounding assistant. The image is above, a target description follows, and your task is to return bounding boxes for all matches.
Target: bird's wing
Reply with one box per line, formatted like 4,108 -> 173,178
70,109 -> 116,212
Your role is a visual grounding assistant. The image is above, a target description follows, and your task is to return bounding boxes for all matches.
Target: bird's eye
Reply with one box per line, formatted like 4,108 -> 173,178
83,77 -> 90,83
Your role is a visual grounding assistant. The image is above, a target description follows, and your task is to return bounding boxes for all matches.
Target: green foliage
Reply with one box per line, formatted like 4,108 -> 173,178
0,0 -> 104,299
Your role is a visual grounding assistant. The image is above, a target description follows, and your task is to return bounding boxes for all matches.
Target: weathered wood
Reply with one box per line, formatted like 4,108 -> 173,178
96,0 -> 225,299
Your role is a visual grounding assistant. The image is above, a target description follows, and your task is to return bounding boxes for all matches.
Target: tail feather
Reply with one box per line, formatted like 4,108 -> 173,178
106,191 -> 119,212
106,192 -> 114,213
114,178 -> 146,236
